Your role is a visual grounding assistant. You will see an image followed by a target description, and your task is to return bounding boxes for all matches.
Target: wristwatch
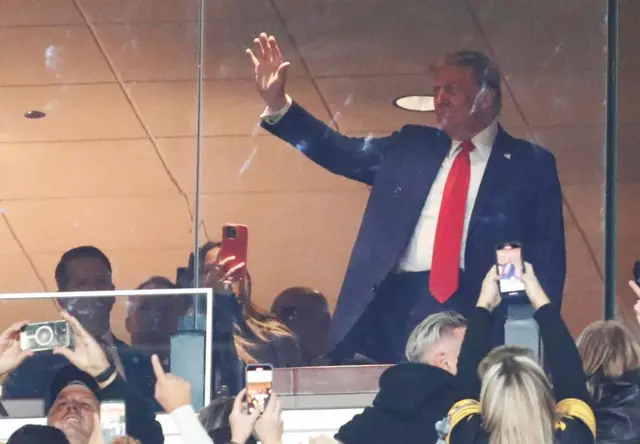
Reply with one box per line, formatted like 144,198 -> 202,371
95,362 -> 117,384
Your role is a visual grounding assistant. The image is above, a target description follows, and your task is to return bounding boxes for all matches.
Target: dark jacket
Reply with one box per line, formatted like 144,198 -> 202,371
335,363 -> 454,444
3,335 -> 160,411
101,375 -> 164,444
592,371 -> 640,444
447,306 -> 596,444
262,102 -> 566,358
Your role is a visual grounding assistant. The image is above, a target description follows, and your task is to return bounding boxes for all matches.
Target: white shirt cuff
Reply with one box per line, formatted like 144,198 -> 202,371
170,404 -> 214,444
260,95 -> 293,125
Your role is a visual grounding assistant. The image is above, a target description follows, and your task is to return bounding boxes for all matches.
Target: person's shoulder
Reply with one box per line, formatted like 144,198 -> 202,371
499,127 -> 556,162
398,124 -> 445,140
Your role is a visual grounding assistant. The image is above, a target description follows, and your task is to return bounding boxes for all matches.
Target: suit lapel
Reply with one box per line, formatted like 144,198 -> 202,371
467,126 -> 514,239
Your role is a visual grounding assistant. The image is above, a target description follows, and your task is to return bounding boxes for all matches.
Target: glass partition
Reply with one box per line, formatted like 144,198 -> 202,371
196,0 -> 609,382
0,0 -> 204,423
614,0 -> 640,330
0,0 -> 613,410
0,289 -> 212,412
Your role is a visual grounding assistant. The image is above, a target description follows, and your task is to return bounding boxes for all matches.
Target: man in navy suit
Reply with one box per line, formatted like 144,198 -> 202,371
246,33 -> 566,364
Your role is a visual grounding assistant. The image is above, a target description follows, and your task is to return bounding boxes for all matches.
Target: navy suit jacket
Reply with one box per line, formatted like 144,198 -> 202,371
262,102 -> 566,353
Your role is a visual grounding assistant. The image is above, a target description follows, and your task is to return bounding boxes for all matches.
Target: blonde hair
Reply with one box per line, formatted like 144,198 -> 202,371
577,320 -> 640,400
480,346 -> 556,444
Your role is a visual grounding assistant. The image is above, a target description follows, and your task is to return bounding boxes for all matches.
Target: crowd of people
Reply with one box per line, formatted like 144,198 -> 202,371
0,263 -> 639,444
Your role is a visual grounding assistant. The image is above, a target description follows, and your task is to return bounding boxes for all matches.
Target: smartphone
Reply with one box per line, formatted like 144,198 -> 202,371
100,401 -> 126,443
495,242 -> 526,297
219,224 -> 249,279
19,320 -> 70,352
633,260 -> 640,285
245,363 -> 273,414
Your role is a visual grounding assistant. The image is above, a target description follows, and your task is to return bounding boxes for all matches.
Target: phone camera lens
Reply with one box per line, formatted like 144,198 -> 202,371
224,226 -> 238,239
35,326 -> 54,346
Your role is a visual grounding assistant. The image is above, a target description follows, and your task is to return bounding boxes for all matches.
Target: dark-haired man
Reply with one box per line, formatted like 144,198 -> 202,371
3,246 -> 158,410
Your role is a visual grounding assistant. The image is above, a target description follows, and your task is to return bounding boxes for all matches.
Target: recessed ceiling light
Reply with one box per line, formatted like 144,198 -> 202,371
24,110 -> 46,119
392,95 -> 435,112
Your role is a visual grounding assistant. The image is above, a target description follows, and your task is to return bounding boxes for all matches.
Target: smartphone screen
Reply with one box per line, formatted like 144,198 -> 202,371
496,243 -> 525,296
634,260 -> 640,285
246,364 -> 273,414
100,401 -> 126,443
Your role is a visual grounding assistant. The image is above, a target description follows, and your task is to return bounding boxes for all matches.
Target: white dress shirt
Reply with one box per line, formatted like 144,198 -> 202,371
397,120 -> 498,272
261,97 -> 498,272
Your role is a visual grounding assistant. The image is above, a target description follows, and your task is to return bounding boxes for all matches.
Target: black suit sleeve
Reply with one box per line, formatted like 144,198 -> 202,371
529,152 -> 566,306
534,304 -> 589,403
261,101 -> 399,186
102,376 -> 165,444
452,307 -> 494,402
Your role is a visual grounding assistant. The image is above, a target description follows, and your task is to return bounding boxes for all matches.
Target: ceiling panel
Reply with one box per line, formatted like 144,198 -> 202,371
2,196 -> 194,253
198,190 -> 369,309
527,125 -> 605,187
0,140 -> 180,200
284,14 -> 487,77
0,217 -> 25,256
272,0 -> 467,24
93,21 -> 304,82
467,0 -> 606,72
0,84 -> 146,142
504,68 -> 606,127
77,0 -> 278,24
157,136 -> 363,194
0,253 -> 45,293
0,0 -> 83,27
0,26 -> 114,86
563,183 -> 640,245
314,75 -> 526,134
127,78 -> 332,138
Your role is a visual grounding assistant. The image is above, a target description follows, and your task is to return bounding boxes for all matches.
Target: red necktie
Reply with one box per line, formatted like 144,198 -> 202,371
429,140 -> 474,303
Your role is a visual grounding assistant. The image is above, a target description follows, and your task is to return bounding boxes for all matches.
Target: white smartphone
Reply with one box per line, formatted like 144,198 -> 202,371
245,364 -> 273,414
100,401 -> 126,443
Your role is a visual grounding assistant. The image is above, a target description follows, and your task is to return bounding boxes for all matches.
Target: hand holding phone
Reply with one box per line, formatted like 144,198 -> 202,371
0,321 -> 34,377
245,364 -> 273,414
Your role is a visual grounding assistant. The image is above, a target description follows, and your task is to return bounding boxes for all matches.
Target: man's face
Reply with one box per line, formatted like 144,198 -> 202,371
59,257 -> 115,338
427,327 -> 467,375
126,295 -> 185,346
48,384 -> 99,444
63,257 -> 115,293
433,65 -> 488,139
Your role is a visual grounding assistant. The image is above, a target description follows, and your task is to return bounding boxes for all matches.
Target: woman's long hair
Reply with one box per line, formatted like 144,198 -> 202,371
199,242 -> 294,364
479,346 -> 556,444
577,320 -> 640,401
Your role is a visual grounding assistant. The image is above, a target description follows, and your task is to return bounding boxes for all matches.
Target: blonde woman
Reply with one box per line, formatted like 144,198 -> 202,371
445,263 -> 596,444
575,282 -> 640,443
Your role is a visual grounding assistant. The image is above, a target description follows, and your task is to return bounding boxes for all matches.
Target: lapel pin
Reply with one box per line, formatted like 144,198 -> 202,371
504,153 -> 511,159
